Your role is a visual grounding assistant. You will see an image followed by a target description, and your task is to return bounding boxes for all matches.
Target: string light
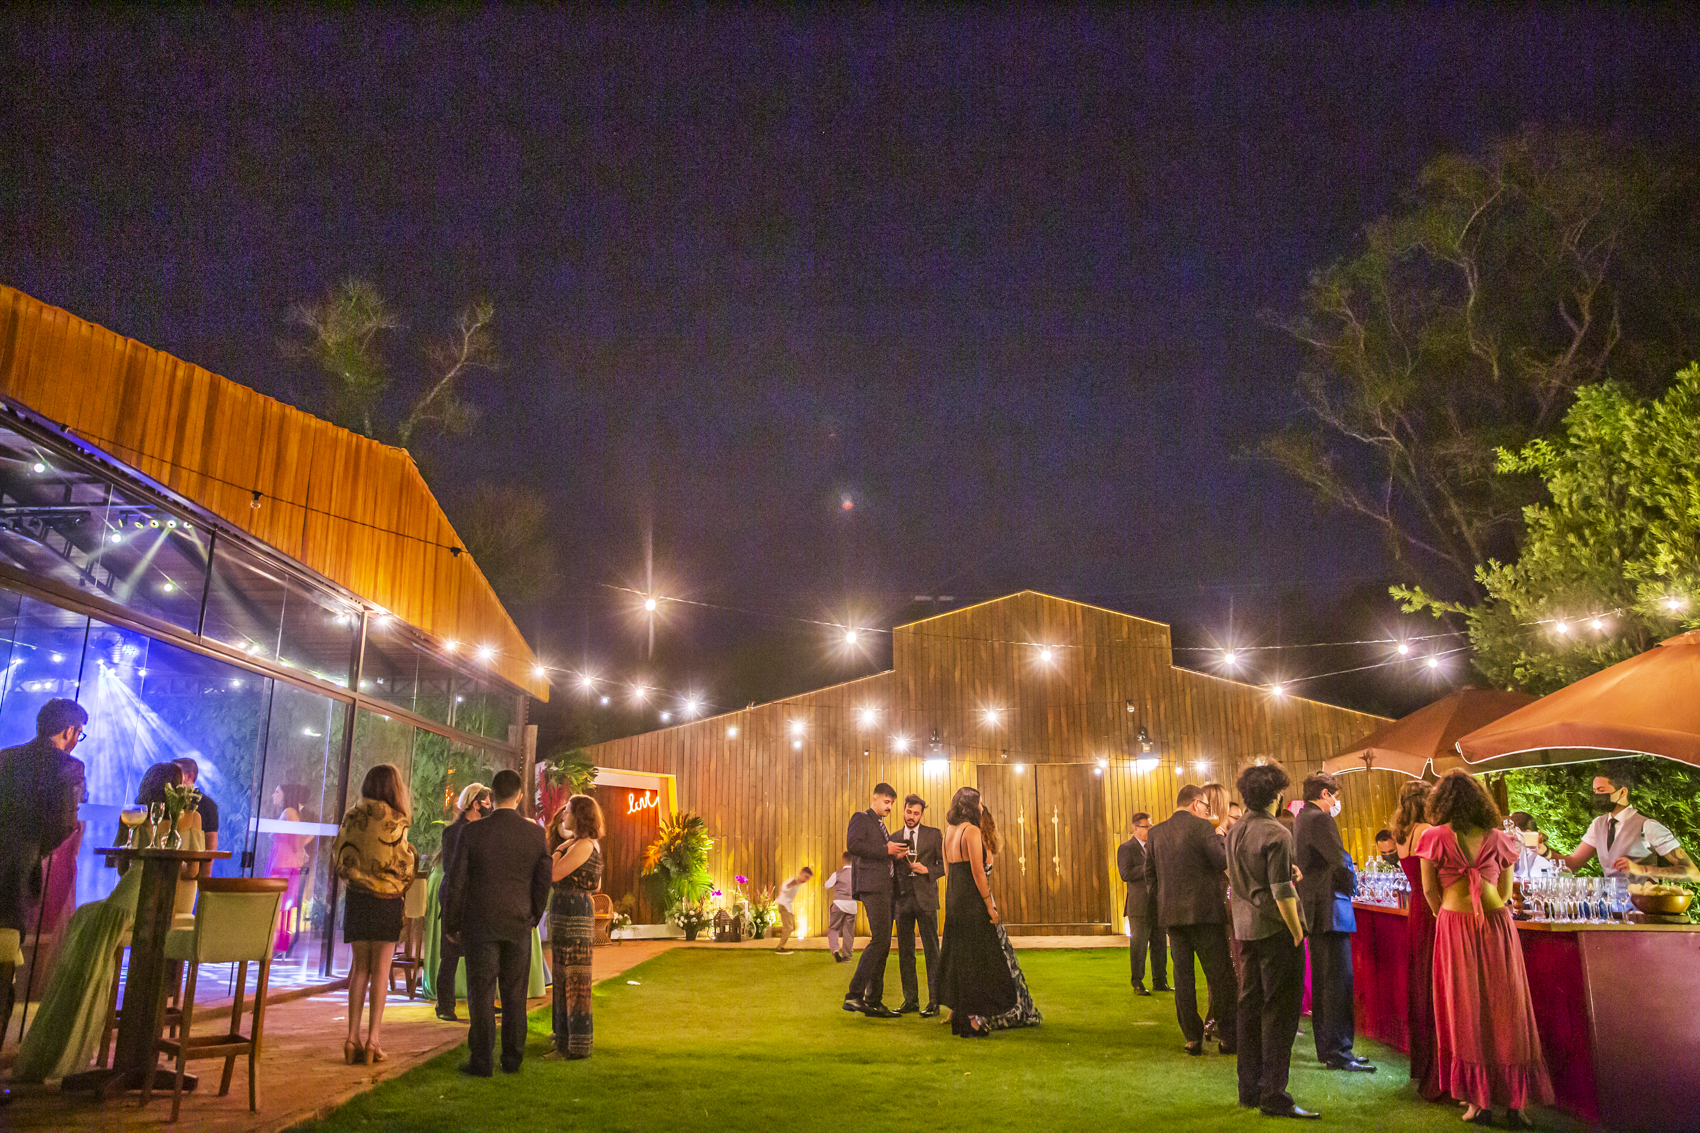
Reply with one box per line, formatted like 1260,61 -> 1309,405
599,695 -> 610,706
982,707 -> 1002,726
1426,656 -> 1441,669
1396,642 -> 1410,656
31,462 -> 45,473
1220,650 -> 1238,666
580,673 -> 596,690
659,711 -> 672,723
893,735 -> 911,752
857,706 -> 876,727
788,719 -> 805,737
1038,647 -> 1055,664
727,725 -> 739,738
1553,621 -> 1569,636
532,665 -> 547,680
1269,684 -> 1286,698
683,699 -> 701,717
643,597 -> 658,612
844,629 -> 860,646
476,645 -> 495,663
1664,596 -> 1686,613
1590,617 -> 1606,632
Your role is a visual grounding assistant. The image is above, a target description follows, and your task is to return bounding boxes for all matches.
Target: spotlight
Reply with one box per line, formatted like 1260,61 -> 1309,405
792,739 -> 803,750
166,519 -> 177,529
659,711 -> 672,723
161,581 -> 175,593
727,725 -> 739,738
1013,763 -> 1025,775
31,462 -> 45,474
599,695 -> 610,706
108,532 -> 123,544
149,519 -> 160,528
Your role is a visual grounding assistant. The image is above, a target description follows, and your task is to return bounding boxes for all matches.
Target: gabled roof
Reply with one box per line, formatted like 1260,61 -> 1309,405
0,284 -> 546,699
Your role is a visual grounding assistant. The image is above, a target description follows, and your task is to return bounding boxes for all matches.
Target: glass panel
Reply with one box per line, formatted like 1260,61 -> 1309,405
72,619 -> 268,904
255,682 -> 347,985
408,732 -> 500,867
201,540 -> 360,688
0,427 -> 210,630
331,708 -> 416,975
0,593 -> 90,739
451,671 -> 516,742
357,618 -> 421,715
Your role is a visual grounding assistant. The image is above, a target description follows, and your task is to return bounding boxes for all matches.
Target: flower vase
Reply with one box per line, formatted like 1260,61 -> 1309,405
684,925 -> 700,942
163,821 -> 183,851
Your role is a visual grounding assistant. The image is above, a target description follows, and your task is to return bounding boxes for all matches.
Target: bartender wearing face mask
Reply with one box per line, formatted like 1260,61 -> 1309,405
1554,768 -> 1699,881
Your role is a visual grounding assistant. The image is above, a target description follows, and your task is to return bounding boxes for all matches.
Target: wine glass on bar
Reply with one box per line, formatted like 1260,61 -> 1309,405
119,805 -> 148,848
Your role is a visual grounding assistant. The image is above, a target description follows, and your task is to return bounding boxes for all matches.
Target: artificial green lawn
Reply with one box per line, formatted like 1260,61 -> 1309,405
289,948 -> 1584,1132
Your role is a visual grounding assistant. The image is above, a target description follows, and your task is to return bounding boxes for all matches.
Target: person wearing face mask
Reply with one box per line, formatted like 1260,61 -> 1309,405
1555,766 -> 1699,881
425,782 -> 491,1021
1144,783 -> 1237,1056
1293,771 -> 1374,1074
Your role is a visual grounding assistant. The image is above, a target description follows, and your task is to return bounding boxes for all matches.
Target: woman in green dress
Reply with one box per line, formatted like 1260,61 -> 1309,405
14,762 -> 204,1082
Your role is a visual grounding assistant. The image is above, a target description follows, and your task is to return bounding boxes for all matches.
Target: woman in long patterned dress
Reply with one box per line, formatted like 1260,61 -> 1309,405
546,793 -> 604,1060
977,807 -> 1041,1031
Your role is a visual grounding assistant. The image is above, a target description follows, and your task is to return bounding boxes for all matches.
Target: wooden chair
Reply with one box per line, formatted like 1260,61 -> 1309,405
592,893 -> 614,946
388,874 -> 431,999
147,878 -> 286,1123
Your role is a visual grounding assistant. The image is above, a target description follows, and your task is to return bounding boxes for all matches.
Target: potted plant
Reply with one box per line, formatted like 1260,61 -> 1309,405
747,884 -> 777,940
673,899 -> 711,942
642,811 -> 714,910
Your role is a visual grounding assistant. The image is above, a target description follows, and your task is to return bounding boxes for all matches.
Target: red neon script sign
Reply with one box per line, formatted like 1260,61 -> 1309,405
627,790 -> 659,816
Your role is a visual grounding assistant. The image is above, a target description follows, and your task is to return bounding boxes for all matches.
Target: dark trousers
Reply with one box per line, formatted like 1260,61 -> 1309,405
465,936 -> 532,1074
1128,914 -> 1168,988
847,889 -> 894,1006
1309,930 -> 1357,1065
1237,932 -> 1307,1111
1166,922 -> 1238,1050
435,932 -> 463,1012
894,890 -> 939,1007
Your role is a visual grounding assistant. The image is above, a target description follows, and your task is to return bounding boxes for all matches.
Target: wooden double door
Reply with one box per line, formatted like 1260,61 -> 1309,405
973,763 -> 1109,930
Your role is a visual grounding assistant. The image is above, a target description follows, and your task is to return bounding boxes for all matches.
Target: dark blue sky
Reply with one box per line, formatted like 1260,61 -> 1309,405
4,8 -> 1698,712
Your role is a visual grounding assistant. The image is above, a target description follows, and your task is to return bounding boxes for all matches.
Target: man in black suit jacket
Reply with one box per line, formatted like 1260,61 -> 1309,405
843,782 -> 910,1018
442,769 -> 551,1076
1293,772 -> 1374,1073
891,793 -> 945,1016
1117,812 -> 1169,994
432,782 -> 491,1021
1145,783 -> 1237,1055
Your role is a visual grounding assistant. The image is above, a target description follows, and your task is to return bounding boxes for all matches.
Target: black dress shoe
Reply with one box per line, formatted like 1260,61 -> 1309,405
842,997 -> 863,1013
896,1000 -> 920,1014
860,1002 -> 902,1018
1260,1104 -> 1321,1119
920,1004 -> 940,1018
501,1061 -> 522,1074
1326,1059 -> 1377,1072
1132,984 -> 1151,996
458,1062 -> 493,1078
1152,984 -> 1172,992
435,1008 -> 461,1022
1183,1040 -> 1203,1056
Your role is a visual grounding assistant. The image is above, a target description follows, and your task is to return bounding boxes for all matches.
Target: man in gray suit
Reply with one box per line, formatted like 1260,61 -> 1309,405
1117,812 -> 1169,994
892,794 -> 945,1017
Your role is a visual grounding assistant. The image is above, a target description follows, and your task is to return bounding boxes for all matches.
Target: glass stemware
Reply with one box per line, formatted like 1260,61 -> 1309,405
119,806 -> 147,849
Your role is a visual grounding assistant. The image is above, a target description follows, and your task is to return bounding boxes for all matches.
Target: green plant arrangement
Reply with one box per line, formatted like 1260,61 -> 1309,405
746,884 -> 777,939
671,899 -> 712,941
642,811 -> 714,912
160,783 -> 203,850
542,747 -> 599,794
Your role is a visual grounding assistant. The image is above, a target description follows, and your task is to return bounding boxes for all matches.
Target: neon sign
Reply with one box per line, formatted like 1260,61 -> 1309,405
627,790 -> 659,816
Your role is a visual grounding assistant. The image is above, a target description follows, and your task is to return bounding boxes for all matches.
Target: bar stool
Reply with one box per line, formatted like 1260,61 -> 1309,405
388,874 -> 431,999
97,912 -> 197,1068
146,877 -> 286,1123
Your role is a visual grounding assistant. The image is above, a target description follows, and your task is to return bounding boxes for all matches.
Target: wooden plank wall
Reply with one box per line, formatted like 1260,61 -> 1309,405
0,285 -> 545,699
587,591 -> 1393,933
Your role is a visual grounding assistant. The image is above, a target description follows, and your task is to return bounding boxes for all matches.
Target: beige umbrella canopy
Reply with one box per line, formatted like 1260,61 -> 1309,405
1457,630 -> 1700,769
1325,687 -> 1537,778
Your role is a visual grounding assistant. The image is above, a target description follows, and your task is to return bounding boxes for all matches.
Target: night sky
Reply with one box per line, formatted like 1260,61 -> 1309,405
5,8 -> 1699,721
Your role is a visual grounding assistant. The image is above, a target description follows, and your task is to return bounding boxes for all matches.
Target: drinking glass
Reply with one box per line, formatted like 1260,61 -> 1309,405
119,806 -> 147,849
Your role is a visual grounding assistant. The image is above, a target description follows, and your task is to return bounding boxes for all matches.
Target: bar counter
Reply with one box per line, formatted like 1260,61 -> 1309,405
1350,901 -> 1700,1132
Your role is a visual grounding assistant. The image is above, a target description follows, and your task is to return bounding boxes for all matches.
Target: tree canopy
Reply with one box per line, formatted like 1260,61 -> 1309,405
1267,127 -> 1700,600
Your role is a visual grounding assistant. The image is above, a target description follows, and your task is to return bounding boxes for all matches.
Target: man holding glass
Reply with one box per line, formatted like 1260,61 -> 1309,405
0,698 -> 89,1100
891,794 -> 944,1016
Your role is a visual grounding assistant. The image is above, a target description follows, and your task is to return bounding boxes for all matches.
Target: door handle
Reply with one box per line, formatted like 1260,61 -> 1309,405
1018,803 -> 1027,875
1051,805 -> 1060,876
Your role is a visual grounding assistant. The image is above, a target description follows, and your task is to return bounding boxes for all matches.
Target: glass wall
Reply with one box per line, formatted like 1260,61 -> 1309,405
201,538 -> 361,687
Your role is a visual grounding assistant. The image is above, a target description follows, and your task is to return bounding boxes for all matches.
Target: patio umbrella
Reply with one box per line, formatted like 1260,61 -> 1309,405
1324,687 -> 1537,778
1457,630 -> 1700,769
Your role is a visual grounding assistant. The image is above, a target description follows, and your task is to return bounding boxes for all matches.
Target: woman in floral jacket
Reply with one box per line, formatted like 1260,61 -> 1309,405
330,763 -> 417,1066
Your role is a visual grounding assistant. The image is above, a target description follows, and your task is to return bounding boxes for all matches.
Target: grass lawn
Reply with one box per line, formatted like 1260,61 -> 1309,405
288,948 -> 1584,1132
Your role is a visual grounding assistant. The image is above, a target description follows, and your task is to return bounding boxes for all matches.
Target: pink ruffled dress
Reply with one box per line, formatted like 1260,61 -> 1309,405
1415,824 -> 1555,1111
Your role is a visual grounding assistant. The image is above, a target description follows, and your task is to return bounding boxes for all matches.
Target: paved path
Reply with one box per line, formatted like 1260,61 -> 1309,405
0,935 -> 1121,1131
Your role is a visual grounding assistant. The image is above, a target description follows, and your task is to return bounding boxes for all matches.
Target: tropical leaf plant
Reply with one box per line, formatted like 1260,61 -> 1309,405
542,747 -> 598,794
641,810 -> 714,910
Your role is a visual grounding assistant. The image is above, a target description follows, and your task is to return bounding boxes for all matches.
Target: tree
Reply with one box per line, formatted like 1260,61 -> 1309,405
1396,363 -> 1700,694
1266,128 -> 1700,599
451,484 -> 560,610
284,278 -> 494,450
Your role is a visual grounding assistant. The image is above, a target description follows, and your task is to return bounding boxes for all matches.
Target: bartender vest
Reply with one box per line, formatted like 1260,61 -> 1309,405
1597,809 -> 1650,878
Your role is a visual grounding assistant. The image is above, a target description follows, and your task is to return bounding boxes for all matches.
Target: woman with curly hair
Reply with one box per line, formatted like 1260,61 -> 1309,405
1417,771 -> 1551,1127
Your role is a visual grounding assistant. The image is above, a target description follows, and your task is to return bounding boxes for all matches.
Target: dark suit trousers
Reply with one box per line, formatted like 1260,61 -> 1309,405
435,931 -> 463,1012
894,890 -> 939,1006
847,889 -> 894,1005
1128,915 -> 1168,988
1237,932 -> 1306,1111
1309,930 -> 1356,1065
466,937 -> 532,1073
1166,922 -> 1237,1049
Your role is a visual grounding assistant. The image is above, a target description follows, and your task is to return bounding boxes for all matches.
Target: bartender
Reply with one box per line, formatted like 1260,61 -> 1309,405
1553,769 -> 1700,881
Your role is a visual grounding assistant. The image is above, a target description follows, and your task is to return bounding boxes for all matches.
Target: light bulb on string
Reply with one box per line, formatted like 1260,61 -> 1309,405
1038,647 -> 1055,665
644,597 -> 658,612
844,629 -> 859,646
1426,656 -> 1441,670
1396,641 -> 1410,656
1590,617 -> 1606,632
1664,595 -> 1685,614
1553,621 -> 1569,636
1220,650 -> 1237,667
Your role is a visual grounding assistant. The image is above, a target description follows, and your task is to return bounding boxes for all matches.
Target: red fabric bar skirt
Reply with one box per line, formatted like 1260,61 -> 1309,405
1432,905 -> 1555,1111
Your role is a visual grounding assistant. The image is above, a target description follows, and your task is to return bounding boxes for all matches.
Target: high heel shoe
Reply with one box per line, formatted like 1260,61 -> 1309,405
366,1046 -> 387,1064
344,1040 -> 364,1065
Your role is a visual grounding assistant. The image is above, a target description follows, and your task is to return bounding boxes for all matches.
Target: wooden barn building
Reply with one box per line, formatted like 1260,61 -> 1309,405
585,591 -> 1395,937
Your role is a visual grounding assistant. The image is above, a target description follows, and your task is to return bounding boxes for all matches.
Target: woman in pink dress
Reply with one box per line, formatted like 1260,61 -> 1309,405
1391,779 -> 1444,1102
266,784 -> 312,955
1416,771 -> 1553,1128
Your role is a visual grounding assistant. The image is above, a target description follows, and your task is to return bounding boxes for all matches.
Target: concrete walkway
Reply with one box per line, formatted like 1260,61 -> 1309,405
1,935 -> 1122,1132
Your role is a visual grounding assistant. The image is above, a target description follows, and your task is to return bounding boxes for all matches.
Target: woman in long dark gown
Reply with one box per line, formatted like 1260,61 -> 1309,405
936,788 -> 1039,1037
977,806 -> 1040,1031
1391,779 -> 1444,1102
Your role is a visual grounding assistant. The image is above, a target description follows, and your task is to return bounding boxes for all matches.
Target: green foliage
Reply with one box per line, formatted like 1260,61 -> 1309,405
450,484 -> 560,610
1506,756 -> 1700,918
541,747 -> 598,794
642,810 -> 714,910
1396,364 -> 1700,693
1267,127 -> 1700,597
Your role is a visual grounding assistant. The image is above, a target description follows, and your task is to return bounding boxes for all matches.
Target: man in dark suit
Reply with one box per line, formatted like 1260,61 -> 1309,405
891,793 -> 945,1017
433,781 -> 491,1021
0,699 -> 88,1064
843,782 -> 910,1018
1117,811 -> 1169,994
1293,771 -> 1374,1073
442,768 -> 551,1077
1145,783 -> 1237,1055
